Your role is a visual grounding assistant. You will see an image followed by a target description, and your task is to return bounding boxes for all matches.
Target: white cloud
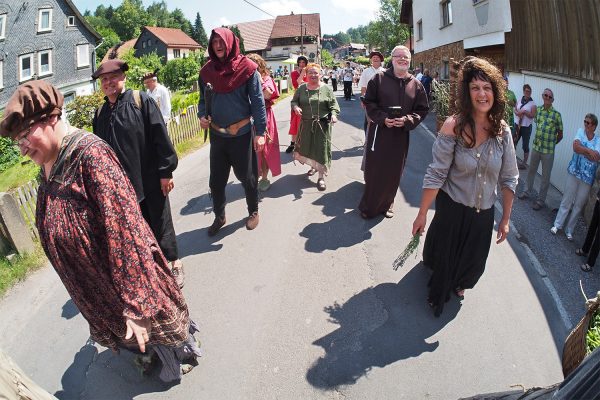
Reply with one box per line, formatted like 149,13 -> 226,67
330,0 -> 379,12
258,1 -> 309,16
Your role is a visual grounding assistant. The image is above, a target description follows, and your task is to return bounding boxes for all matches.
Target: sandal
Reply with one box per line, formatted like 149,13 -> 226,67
581,263 -> 593,272
454,287 -> 465,299
384,209 -> 394,218
307,168 -> 316,176
317,178 -> 326,191
575,248 -> 588,257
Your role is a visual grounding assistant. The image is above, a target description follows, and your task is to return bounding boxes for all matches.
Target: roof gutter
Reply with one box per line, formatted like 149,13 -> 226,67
92,39 -> 104,91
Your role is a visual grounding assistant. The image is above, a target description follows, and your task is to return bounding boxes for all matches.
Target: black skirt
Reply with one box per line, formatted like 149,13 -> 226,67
423,190 -> 494,316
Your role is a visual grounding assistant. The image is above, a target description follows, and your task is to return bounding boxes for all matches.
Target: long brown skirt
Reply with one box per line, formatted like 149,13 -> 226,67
358,124 -> 409,217
423,190 -> 494,316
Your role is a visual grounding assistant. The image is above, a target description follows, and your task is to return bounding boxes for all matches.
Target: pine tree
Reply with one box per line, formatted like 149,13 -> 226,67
229,25 -> 245,54
194,13 -> 208,47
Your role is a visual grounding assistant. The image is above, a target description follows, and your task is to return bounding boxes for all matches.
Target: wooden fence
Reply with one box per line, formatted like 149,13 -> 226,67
168,104 -> 203,147
8,108 -> 204,241
12,180 -> 39,240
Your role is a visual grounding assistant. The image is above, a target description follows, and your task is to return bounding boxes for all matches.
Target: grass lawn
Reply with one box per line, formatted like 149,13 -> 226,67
175,134 -> 208,158
0,160 -> 40,193
0,244 -> 46,297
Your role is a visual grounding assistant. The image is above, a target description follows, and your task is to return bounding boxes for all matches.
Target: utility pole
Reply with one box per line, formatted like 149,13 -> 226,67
300,13 -> 304,55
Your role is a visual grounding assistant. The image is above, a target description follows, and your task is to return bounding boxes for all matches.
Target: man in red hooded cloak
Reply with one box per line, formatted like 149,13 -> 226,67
198,28 -> 267,236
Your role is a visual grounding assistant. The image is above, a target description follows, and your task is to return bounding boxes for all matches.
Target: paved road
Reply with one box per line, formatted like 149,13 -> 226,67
0,86 -> 566,399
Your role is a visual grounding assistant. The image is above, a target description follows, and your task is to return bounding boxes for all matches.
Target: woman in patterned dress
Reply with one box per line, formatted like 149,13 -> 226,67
0,81 -> 200,382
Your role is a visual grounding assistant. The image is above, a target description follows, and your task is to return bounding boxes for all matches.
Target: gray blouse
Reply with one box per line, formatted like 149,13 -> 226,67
423,127 -> 519,211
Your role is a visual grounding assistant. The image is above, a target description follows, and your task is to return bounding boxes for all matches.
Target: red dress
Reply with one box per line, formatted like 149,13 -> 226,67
289,69 -> 308,136
258,76 -> 282,176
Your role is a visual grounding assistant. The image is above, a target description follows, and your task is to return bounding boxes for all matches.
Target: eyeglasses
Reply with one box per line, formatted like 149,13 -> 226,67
392,55 -> 410,60
12,126 -> 33,147
542,93 -> 553,100
584,120 -> 594,126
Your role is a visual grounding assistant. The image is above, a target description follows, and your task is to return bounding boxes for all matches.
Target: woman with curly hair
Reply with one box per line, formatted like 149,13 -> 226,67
246,53 -> 281,191
412,57 -> 519,317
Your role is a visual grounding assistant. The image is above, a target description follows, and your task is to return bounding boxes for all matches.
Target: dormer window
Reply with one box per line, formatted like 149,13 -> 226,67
38,9 -> 52,32
67,16 -> 75,27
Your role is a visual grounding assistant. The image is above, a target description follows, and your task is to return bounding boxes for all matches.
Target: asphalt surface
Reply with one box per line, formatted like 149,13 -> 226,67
0,84 -> 577,399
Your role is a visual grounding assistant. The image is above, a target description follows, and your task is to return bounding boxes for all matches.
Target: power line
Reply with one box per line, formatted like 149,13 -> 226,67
241,0 -> 276,18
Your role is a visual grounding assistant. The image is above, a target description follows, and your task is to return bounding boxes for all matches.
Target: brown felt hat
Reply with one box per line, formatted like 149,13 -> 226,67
369,51 -> 384,60
91,59 -> 128,80
0,80 -> 63,139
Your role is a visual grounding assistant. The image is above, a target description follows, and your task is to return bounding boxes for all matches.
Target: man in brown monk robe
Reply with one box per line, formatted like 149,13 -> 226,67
358,45 -> 429,219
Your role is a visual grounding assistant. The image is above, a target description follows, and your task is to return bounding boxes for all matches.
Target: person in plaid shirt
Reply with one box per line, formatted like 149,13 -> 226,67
518,88 -> 563,209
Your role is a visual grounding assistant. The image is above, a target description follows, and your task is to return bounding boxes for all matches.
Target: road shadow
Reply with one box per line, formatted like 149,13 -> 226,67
179,181 -> 245,216
177,219 -> 248,257
56,343 -> 176,400
398,130 -> 435,208
336,94 -> 364,130
300,181 -> 380,252
306,264 -> 460,389
259,173 -> 314,201
331,144 -> 364,161
61,298 -> 79,320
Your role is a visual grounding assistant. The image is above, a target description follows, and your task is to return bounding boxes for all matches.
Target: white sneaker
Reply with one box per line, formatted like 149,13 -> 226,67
566,233 -> 573,241
550,226 -> 558,235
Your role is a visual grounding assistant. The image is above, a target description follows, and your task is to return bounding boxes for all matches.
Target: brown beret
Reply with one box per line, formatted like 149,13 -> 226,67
91,59 -> 128,80
0,80 -> 63,139
369,51 -> 384,60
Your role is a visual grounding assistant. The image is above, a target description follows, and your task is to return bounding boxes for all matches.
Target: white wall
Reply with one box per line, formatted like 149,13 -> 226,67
508,71 -> 600,193
413,0 -> 512,53
166,48 -> 193,62
267,43 -> 319,60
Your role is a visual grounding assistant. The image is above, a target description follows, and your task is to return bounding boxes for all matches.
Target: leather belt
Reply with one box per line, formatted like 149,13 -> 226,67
210,117 -> 251,136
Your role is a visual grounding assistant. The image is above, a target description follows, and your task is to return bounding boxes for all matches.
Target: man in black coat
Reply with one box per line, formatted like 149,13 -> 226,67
92,59 -> 185,288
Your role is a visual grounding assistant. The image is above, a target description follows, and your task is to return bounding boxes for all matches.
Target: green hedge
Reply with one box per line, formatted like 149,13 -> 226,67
0,138 -> 20,172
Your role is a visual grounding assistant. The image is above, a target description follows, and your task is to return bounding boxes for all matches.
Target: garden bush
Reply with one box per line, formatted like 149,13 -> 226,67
0,138 -> 20,172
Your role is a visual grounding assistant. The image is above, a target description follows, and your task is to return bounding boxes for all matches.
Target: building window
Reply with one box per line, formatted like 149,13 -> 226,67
147,39 -> 151,47
38,9 -> 52,32
442,60 -> 449,80
76,44 -> 89,68
0,60 -> 3,89
173,49 -> 181,58
64,92 -> 75,104
441,0 -> 452,27
19,54 -> 34,82
142,41 -> 146,49
38,50 -> 52,76
417,19 -> 423,41
67,16 -> 75,26
0,14 -> 6,40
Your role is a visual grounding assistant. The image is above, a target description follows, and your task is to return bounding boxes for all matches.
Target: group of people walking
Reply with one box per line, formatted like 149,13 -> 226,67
5,24 -> 579,393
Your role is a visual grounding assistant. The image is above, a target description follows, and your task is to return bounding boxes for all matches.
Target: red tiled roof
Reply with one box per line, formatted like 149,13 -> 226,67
270,13 -> 320,39
235,19 -> 275,52
101,39 -> 137,63
143,26 -> 202,48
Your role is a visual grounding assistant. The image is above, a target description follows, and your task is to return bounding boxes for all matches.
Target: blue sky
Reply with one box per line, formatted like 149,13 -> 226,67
72,0 -> 379,35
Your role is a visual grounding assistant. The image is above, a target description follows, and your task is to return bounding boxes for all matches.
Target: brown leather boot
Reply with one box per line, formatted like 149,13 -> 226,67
207,215 -> 226,236
245,212 -> 259,230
